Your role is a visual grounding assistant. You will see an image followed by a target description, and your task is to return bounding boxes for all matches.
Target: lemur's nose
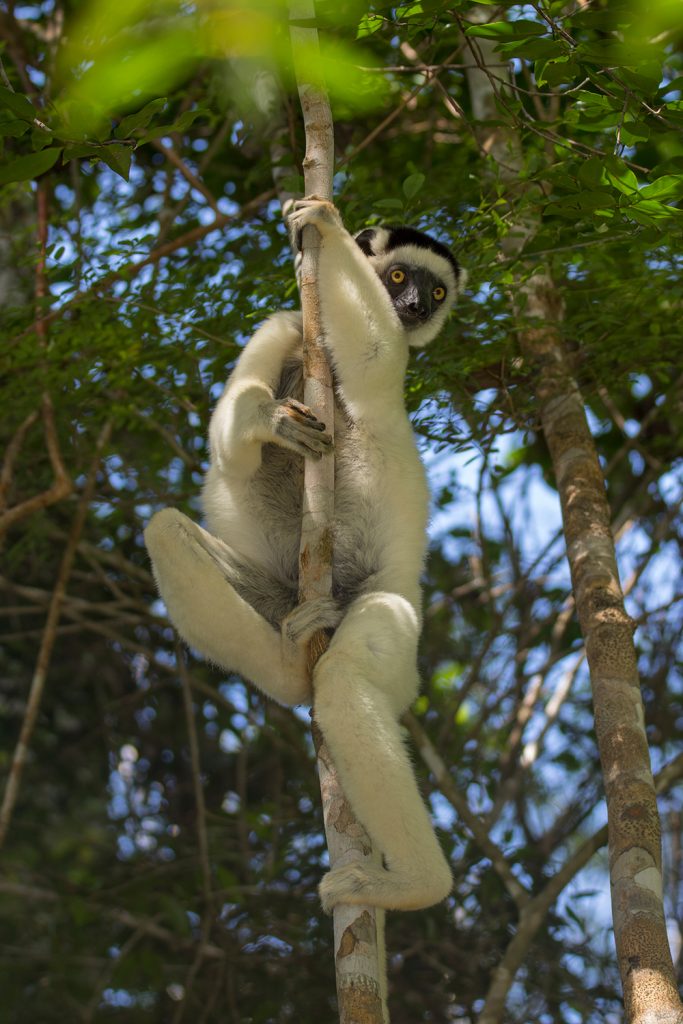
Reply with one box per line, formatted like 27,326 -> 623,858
408,301 -> 429,320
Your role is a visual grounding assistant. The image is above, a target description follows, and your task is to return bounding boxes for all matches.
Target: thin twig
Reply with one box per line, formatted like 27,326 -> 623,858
0,419 -> 113,848
0,881 -> 226,960
173,643 -> 214,1024
151,138 -> 221,213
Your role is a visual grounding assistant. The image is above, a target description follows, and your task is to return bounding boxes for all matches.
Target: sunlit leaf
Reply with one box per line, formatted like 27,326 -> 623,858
356,13 -> 384,38
623,198 -> 683,226
639,175 -> 683,201
603,156 -> 639,195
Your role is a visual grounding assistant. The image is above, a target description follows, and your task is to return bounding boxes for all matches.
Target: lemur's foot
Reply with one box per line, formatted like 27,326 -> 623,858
319,859 -> 453,913
282,596 -> 343,647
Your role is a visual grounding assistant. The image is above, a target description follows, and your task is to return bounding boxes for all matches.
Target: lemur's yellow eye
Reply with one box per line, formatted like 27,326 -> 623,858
433,286 -> 446,301
390,269 -> 405,284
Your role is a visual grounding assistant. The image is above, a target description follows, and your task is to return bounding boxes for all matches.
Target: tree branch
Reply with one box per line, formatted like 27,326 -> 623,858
288,3 -> 387,1020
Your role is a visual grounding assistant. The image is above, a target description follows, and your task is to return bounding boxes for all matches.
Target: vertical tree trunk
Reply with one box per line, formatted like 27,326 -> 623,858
519,287 -> 683,1024
288,4 -> 387,1021
463,11 -> 683,1022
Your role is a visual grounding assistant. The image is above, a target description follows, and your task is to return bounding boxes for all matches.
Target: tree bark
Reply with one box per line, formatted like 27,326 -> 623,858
463,9 -> 683,1023
288,4 -> 387,1021
519,290 -> 683,1024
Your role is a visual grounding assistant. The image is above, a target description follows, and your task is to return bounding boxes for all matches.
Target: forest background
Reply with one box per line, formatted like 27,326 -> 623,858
0,0 -> 682,1022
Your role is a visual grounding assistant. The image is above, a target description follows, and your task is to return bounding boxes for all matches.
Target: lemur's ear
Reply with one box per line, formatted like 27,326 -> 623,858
354,228 -> 377,257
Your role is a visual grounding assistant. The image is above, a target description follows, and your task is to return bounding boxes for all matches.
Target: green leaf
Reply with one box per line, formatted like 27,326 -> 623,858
622,198 -> 683,226
497,37 -> 565,61
573,89 -> 614,110
535,57 -> 579,88
138,107 -> 209,142
356,13 -> 384,38
578,157 -> 607,189
402,172 -> 425,200
63,142 -> 100,161
31,127 -> 54,150
115,97 -> 167,138
0,85 -> 36,122
603,156 -> 639,195
395,2 -> 424,19
619,121 -> 650,146
639,175 -> 683,201
618,61 -> 664,93
374,198 -> 404,211
545,191 -> 616,219
466,20 -> 545,40
565,93 -> 621,132
0,146 -> 61,185
99,143 -> 133,180
0,114 -> 30,138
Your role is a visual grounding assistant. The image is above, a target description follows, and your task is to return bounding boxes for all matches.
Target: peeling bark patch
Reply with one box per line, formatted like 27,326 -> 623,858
337,910 -> 376,959
634,866 -> 663,899
331,796 -> 361,832
327,795 -> 372,849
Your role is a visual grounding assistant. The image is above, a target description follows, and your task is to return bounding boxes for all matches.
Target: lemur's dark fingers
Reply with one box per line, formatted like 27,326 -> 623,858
274,417 -> 333,455
293,195 -> 327,208
292,426 -> 333,449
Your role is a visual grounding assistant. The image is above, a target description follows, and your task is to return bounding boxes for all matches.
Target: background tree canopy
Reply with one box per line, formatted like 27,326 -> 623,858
0,1 -> 682,1021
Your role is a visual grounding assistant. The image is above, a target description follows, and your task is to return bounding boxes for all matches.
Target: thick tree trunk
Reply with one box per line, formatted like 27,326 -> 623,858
464,10 -> 683,1022
288,4 -> 387,1021
519,282 -> 683,1023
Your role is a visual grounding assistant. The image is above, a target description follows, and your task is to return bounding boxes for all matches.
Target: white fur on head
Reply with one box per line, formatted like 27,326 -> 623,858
356,228 -> 466,348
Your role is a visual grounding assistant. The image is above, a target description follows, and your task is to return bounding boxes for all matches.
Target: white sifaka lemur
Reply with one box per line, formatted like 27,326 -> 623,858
144,197 -> 465,912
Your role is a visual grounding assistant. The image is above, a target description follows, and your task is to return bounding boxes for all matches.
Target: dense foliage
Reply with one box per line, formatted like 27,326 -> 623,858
1,1 -> 682,1021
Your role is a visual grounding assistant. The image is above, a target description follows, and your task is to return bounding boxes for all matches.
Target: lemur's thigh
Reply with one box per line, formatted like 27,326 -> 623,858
144,508 -> 309,706
324,591 -> 421,713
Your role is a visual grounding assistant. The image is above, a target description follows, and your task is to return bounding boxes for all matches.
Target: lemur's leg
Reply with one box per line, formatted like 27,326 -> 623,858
145,508 -> 340,706
313,593 -> 453,911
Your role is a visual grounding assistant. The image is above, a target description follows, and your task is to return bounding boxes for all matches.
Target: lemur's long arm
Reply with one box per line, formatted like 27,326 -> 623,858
209,311 -> 330,479
288,201 -> 409,422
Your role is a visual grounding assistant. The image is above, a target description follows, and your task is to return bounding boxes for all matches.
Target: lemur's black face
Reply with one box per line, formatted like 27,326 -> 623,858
383,264 -> 448,330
